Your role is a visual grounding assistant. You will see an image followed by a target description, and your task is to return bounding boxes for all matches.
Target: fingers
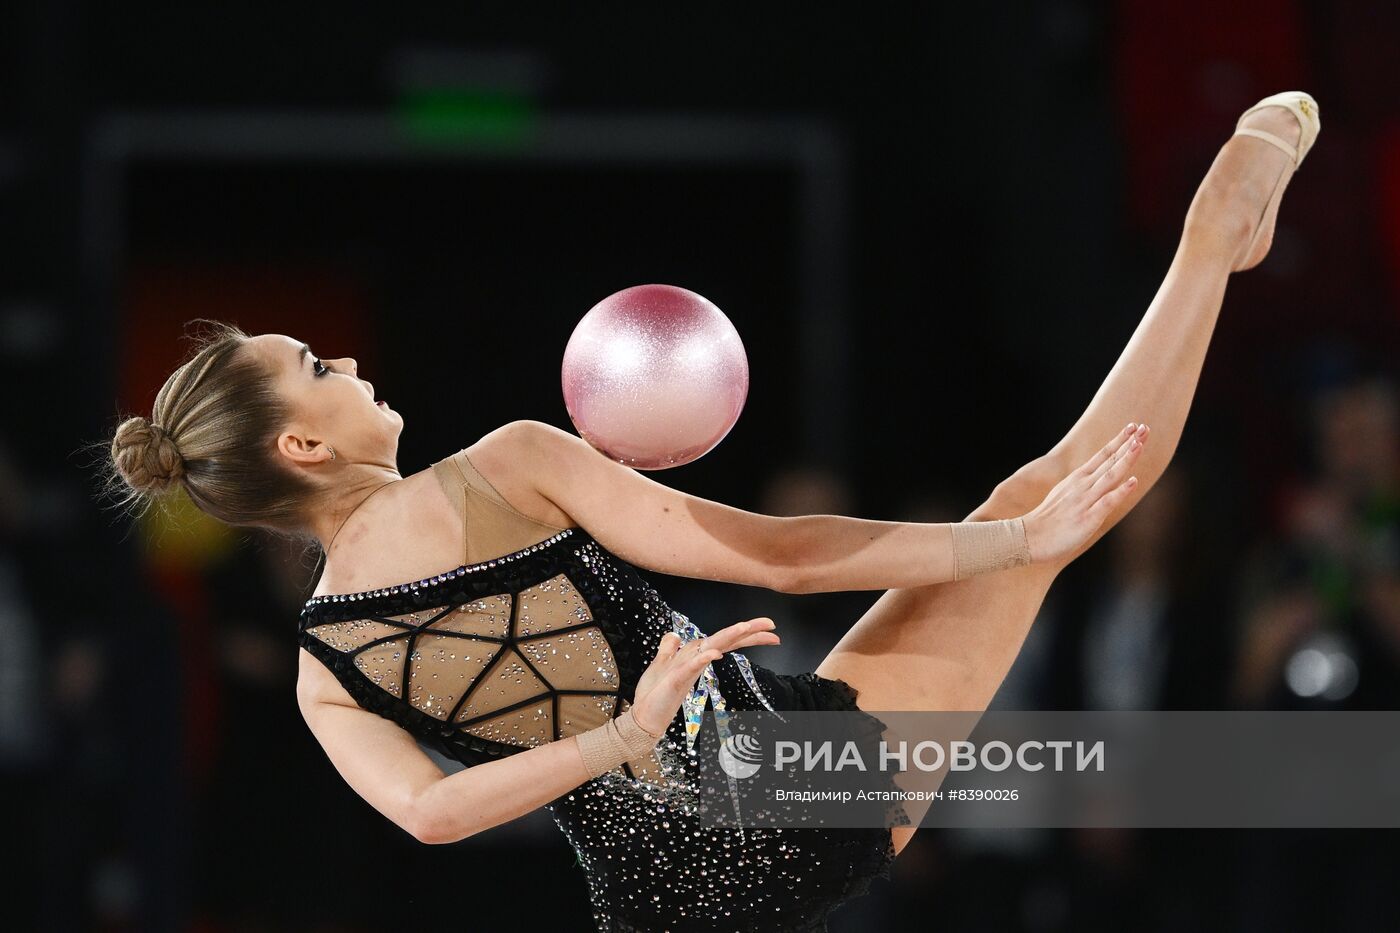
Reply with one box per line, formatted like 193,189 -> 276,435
703,617 -> 779,654
1088,423 -> 1149,491
1088,472 -> 1140,523
684,643 -> 724,670
1078,422 -> 1139,477
663,642 -> 725,690
652,619 -> 780,674
653,631 -> 682,661
695,624 -> 779,656
729,631 -> 783,651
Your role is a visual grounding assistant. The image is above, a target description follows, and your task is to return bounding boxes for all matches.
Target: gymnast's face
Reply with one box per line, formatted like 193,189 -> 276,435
247,333 -> 403,473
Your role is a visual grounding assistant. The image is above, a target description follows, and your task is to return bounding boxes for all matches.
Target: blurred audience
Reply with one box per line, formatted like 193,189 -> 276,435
1233,373 -> 1400,709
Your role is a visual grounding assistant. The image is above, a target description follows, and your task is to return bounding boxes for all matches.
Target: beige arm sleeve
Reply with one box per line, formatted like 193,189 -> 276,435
950,517 -> 1032,580
574,707 -> 666,779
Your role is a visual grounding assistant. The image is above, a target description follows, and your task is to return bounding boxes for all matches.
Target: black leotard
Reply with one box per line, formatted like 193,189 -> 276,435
296,448 -> 897,931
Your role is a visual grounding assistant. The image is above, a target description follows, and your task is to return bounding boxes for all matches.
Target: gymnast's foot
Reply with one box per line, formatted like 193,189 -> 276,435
1232,97 -> 1314,271
1185,92 -> 1318,272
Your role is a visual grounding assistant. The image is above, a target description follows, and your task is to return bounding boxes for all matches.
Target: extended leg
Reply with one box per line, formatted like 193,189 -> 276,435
1041,101 -> 1304,562
813,104 -> 1308,859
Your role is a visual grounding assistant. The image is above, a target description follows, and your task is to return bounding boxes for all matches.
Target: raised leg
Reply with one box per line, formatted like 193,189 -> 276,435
814,104 -> 1307,859
1044,100 -> 1304,562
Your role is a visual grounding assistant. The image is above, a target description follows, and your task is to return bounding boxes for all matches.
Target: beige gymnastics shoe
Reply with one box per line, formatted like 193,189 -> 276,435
1230,90 -> 1321,271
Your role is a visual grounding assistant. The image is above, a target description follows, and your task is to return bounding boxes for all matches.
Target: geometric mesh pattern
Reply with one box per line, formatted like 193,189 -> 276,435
306,571 -> 620,750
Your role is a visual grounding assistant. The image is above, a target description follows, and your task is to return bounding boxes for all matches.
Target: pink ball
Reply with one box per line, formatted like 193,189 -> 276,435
562,284 -> 749,470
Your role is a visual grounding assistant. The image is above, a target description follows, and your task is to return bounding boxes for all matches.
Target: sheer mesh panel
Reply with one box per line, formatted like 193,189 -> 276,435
556,693 -> 616,735
516,573 -> 593,635
460,703 -> 554,747
423,594 -> 512,639
405,633 -> 498,720
454,648 -> 550,722
306,619 -> 408,652
517,627 -> 618,691
353,637 -> 409,697
379,606 -> 454,627
306,455 -> 631,755
311,582 -> 622,750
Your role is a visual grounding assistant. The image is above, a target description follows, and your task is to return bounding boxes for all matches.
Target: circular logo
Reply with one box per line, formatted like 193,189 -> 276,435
718,732 -> 765,779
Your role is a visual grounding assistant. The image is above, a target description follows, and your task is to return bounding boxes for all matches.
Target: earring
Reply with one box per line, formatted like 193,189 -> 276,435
327,445 -> 336,461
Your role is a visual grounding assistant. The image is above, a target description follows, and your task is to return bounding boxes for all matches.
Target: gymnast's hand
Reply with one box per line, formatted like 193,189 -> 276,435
1022,422 -> 1150,565
628,619 -> 781,736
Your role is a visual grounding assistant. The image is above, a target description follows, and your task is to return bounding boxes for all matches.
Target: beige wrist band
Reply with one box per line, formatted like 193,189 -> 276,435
575,707 -> 665,779
951,517 -> 1032,580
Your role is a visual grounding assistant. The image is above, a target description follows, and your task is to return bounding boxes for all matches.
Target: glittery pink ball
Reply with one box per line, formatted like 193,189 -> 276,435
561,284 -> 750,470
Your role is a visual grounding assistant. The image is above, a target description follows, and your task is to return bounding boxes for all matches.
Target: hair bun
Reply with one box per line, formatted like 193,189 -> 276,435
111,416 -> 186,495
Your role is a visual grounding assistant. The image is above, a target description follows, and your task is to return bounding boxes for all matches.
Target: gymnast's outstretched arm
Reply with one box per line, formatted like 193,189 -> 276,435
514,418 -> 1146,595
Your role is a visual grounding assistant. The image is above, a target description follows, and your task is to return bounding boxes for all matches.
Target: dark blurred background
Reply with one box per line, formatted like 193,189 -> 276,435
5,1 -> 1400,930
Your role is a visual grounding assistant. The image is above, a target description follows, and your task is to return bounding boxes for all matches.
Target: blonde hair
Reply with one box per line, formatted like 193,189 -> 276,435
97,319 -> 321,534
